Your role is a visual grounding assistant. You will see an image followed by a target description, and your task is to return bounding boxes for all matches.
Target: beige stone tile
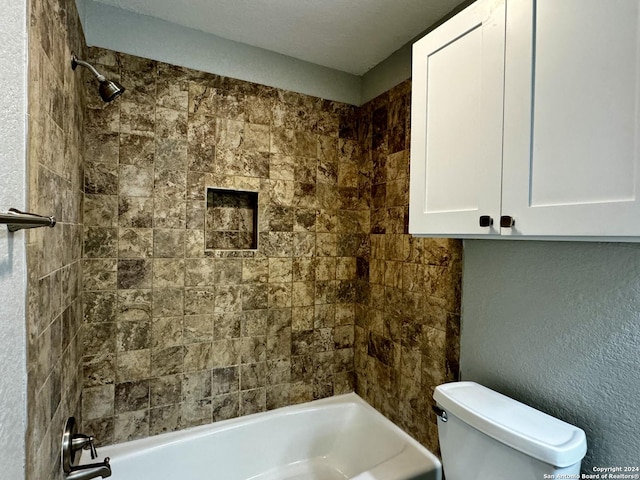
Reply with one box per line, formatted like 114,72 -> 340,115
83,385 -> 115,423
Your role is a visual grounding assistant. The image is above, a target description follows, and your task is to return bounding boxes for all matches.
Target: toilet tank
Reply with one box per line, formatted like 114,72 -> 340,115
434,382 -> 587,480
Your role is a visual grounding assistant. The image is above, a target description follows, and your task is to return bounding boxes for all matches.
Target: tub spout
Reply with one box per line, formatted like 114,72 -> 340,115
65,458 -> 111,480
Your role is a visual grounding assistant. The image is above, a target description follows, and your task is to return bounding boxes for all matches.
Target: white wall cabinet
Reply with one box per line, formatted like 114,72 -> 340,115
410,0 -> 640,240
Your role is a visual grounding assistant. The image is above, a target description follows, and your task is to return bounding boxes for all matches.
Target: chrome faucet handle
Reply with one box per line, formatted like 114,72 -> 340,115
71,434 -> 98,459
89,440 -> 98,460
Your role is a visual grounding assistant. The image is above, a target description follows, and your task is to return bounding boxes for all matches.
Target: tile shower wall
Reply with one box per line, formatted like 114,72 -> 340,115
81,49 -> 365,444
354,81 -> 463,454
26,0 -> 86,479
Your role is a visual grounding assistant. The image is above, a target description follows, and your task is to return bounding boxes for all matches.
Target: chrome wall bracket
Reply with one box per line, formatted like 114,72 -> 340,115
0,208 -> 56,232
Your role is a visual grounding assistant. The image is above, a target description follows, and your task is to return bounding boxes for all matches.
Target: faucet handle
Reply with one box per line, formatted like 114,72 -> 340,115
86,437 -> 98,460
72,434 -> 98,459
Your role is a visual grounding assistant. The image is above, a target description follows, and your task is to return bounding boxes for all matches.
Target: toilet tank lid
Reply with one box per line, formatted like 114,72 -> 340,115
433,382 -> 587,468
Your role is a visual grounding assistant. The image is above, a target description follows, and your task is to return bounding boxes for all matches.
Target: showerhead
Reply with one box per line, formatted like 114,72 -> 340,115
98,79 -> 125,103
71,53 -> 125,103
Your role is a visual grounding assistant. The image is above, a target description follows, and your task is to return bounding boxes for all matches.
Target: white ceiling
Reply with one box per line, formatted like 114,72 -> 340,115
92,0 -> 464,75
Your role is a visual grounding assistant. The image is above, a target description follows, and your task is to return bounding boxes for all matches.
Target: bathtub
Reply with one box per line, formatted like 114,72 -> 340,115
93,393 -> 442,480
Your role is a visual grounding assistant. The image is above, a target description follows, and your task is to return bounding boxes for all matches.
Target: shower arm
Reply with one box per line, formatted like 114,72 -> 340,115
71,55 -> 106,82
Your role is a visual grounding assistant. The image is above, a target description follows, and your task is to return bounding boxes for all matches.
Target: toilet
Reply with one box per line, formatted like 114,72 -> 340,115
433,382 -> 587,480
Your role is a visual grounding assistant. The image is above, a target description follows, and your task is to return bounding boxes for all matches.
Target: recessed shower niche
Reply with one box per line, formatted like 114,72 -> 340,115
205,187 -> 258,250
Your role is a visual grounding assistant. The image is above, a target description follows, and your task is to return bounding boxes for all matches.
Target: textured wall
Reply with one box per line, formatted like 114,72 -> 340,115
26,0 -> 87,479
81,48 -> 363,444
0,0 -> 28,478
76,0 -> 362,105
462,240 -> 640,470
354,81 -> 462,454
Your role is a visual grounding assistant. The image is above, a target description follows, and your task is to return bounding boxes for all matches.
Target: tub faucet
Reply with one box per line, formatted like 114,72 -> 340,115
62,417 -> 112,480
65,458 -> 111,480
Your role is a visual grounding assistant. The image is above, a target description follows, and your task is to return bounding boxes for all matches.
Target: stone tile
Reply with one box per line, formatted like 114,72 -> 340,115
119,133 -> 154,167
119,165 -> 154,197
156,107 -> 187,140
113,410 -> 150,443
117,259 -> 152,289
85,162 -> 118,195
184,315 -> 214,344
153,289 -> 184,317
83,354 -> 116,387
84,291 -> 117,323
213,259 -> 242,284
184,258 -> 216,286
150,404 -> 182,436
118,228 -> 153,258
84,194 -> 118,227
117,290 -> 153,323
151,346 -> 186,376
156,137 -> 188,171
240,151 -> 270,177
115,380 -> 150,413
214,285 -> 242,313
82,322 -> 115,356
116,320 -> 151,352
116,349 -> 151,382
84,227 -> 118,258
150,374 -> 182,408
241,284 -> 268,311
269,258 -> 292,282
214,313 -> 241,340
86,132 -> 119,165
182,371 -> 212,400
211,393 -> 239,422
120,102 -> 155,135
153,229 -> 185,258
240,388 -> 266,416
184,342 -> 213,372
118,196 -> 154,228
83,385 -> 114,420
212,366 -> 239,396
153,258 -> 185,288
244,123 -> 270,152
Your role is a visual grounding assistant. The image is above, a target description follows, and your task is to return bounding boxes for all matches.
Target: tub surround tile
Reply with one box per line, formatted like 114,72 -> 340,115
354,83 -> 462,454
150,374 -> 183,407
24,29 -> 86,479
113,410 -> 150,443
83,385 -> 115,420
80,51 -> 460,458
211,393 -> 239,422
150,404 -> 183,436
115,380 -> 150,413
116,350 -> 151,383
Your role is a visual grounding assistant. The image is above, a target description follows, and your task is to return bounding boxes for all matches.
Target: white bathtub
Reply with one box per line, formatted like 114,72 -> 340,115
93,393 -> 442,480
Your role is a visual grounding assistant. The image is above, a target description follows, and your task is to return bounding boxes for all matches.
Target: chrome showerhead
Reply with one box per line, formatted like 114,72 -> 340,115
71,53 -> 125,103
98,78 -> 125,103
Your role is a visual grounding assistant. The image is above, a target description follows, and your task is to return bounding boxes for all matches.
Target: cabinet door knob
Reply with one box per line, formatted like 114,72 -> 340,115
479,215 -> 493,227
500,215 -> 515,228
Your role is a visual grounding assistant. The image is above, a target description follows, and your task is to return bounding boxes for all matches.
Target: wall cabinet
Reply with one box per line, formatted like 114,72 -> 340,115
409,0 -> 640,240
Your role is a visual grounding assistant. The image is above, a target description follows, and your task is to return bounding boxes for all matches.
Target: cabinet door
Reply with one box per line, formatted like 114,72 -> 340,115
503,0 -> 640,237
409,0 -> 505,236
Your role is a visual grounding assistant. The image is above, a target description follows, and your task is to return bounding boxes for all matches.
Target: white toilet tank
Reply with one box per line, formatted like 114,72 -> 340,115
434,382 -> 587,480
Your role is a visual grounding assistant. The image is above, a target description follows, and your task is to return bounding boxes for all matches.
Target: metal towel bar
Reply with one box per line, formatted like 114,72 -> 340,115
0,208 -> 56,232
